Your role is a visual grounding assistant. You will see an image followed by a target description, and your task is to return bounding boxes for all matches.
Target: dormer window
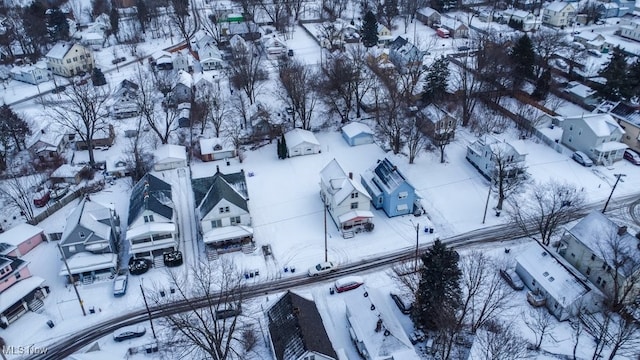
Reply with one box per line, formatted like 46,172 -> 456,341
144,215 -> 154,223
351,192 -> 358,198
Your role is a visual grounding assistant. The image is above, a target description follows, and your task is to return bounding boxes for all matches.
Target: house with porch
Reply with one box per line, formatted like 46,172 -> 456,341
361,158 -> 419,218
596,100 -> 640,154
557,211 -> 640,306
0,223 -> 45,257
466,135 -> 528,180
170,70 -> 193,104
45,42 -> 94,77
192,167 -> 253,256
111,79 -> 139,119
58,197 -> 119,284
388,37 -> 426,73
619,19 -> 640,42
502,9 -> 539,31
557,113 -> 627,165
198,43 -> 223,71
320,159 -> 373,235
27,124 -> 68,161
542,1 -> 576,27
127,173 -> 177,260
417,104 -> 458,142
0,256 -> 47,328
266,291 -> 338,360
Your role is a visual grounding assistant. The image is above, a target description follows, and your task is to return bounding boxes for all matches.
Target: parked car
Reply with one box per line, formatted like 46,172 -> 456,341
308,261 -> 336,276
52,85 -> 66,94
334,276 -> 364,293
33,189 -> 50,208
499,268 -> 524,290
215,304 -> 241,320
587,49 -> 602,58
129,258 -> 152,275
113,325 -> 146,342
113,274 -> 128,297
572,151 -> 594,167
390,292 -> 412,314
287,49 -> 294,57
623,149 -> 640,165
112,57 -> 126,64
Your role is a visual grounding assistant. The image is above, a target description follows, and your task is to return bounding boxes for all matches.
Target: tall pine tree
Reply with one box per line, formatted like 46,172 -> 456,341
361,11 -> 378,48
599,46 -> 630,100
413,240 -> 461,330
0,104 -> 30,152
422,56 -> 450,104
280,134 -> 288,158
92,68 -> 107,86
532,69 -> 551,100
627,57 -> 640,100
47,7 -> 70,42
509,34 -> 535,89
110,8 -> 120,39
136,0 -> 149,33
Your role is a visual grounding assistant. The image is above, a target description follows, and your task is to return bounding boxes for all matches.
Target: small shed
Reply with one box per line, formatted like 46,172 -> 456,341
199,138 -> 236,162
284,129 -> 321,157
341,122 -> 375,146
50,164 -> 89,184
154,144 -> 187,171
0,223 -> 45,257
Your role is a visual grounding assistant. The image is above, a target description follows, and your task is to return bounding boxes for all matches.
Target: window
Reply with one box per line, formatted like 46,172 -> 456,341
66,59 -> 71,63
225,206 -> 230,212
398,191 -> 408,199
15,273 -> 21,280
0,267 -> 5,275
548,277 -> 555,282
351,192 -> 358,198
80,55 -> 84,60
73,57 -> 77,61
230,216 -> 241,225
543,271 -> 549,277
532,279 -> 536,286
68,245 -> 76,253
591,254 -> 596,261
350,202 -> 358,209
144,215 -> 154,223
571,252 -> 575,258
602,263 -> 606,270
219,207 -> 225,214
586,267 -> 591,275
211,220 -> 222,228
601,280 -> 606,288
597,276 -> 602,285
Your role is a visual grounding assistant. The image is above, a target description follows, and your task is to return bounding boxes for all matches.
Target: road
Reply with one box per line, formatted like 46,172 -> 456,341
24,192 -> 639,360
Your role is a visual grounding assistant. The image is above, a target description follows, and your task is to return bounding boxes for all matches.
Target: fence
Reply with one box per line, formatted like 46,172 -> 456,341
29,181 -> 105,225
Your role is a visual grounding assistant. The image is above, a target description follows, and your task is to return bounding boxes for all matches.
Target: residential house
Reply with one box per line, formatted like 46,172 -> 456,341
417,104 -> 457,142
154,144 -> 187,171
266,291 -> 338,360
388,37 -> 426,73
514,0 -> 539,11
199,138 -> 236,162
596,101 -> 640,154
377,23 -> 393,45
74,124 -> 116,150
58,197 -> 119,283
558,113 -> 627,165
341,122 -> 375,146
111,79 -> 139,119
573,32 -> 609,52
440,18 -> 469,38
361,158 -> 419,217
563,81 -> 599,108
0,223 -> 45,257
284,129 -> 321,157
152,50 -> 173,70
0,256 -> 47,328
105,157 -> 130,178
542,2 -> 576,27
229,34 -> 249,58
342,285 -> 421,360
170,70 -> 193,104
503,9 -> 539,31
597,0 -> 634,18
50,164 -> 90,185
515,242 -> 599,321
262,35 -> 287,57
177,102 -> 191,128
198,43 -> 223,70
10,61 -> 51,85
80,32 -> 105,48
249,105 -> 281,141
226,22 -> 261,41
416,7 -> 441,27
45,42 -> 94,77
127,173 -> 177,259
466,135 -> 528,180
320,159 -> 373,234
557,211 -> 640,305
192,167 -> 252,254
27,124 -> 68,161
618,19 -> 640,42
192,30 -> 216,53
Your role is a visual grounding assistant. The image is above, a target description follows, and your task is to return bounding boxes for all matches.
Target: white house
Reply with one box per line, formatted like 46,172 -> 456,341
10,61 -> 51,85
503,9 -> 539,31
154,144 -> 187,171
45,42 -> 94,77
284,129 -> 321,157
262,35 -> 287,57
320,159 -> 373,235
198,43 -> 223,71
111,79 -> 139,119
542,2 -> 576,27
466,135 -> 527,180
515,242 -> 600,321
558,113 -> 627,165
618,19 -> 640,42
199,138 -> 236,162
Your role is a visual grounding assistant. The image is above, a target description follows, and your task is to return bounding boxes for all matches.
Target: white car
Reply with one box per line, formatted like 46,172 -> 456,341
308,261 -> 336,276
113,274 -> 128,297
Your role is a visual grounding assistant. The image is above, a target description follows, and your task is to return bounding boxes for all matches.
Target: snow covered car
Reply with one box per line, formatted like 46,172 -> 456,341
113,274 -> 128,297
113,325 -> 146,342
308,261 -> 336,276
500,268 -> 524,290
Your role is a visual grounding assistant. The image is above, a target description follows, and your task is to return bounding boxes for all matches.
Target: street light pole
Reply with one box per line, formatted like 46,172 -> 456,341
140,279 -> 157,339
602,173 -> 626,213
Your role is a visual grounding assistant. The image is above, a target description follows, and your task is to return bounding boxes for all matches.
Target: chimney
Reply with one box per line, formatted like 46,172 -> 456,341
216,165 -> 220,173
375,319 -> 383,332
41,129 -> 45,134
618,226 -> 628,236
348,172 -> 353,180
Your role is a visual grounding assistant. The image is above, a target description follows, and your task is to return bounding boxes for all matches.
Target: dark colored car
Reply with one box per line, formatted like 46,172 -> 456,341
500,268 -> 525,290
287,49 -> 294,57
624,149 -> 640,165
129,258 -> 152,275
163,251 -> 183,267
215,305 -> 241,320
390,293 -> 412,314
52,86 -> 66,94
113,325 -> 146,342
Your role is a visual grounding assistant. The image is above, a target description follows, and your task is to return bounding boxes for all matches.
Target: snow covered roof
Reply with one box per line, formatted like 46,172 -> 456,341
128,173 -> 173,225
196,170 -> 249,219
60,197 -> 114,246
199,138 -> 233,155
176,70 -> 193,87
0,276 -> 45,314
0,223 -> 43,246
320,159 -> 371,205
27,124 -> 65,150
46,42 -> 74,59
202,225 -> 253,244
563,113 -> 624,137
503,9 -> 533,19
516,243 -> 590,307
362,158 -> 415,195
574,32 -> 605,42
338,210 -> 374,223
284,128 -> 320,147
58,252 -> 117,276
126,222 -> 176,239
341,122 -> 374,138
565,82 -> 597,99
545,1 -> 572,12
154,144 -> 187,164
343,285 -> 420,360
51,164 -> 87,179
417,7 -> 439,17
594,141 -> 627,152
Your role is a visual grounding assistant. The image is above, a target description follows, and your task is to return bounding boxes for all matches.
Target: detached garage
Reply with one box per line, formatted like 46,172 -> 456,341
341,122 -> 375,146
284,129 -> 321,157
154,144 -> 187,171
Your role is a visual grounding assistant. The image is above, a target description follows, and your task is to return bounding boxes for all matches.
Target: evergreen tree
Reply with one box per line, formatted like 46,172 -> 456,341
92,68 -> 107,86
413,239 -> 461,330
47,7 -> 70,42
0,104 -> 30,152
422,56 -> 450,104
431,0 -> 456,12
532,69 -> 551,100
280,134 -> 288,158
277,137 -> 283,159
599,46 -> 630,100
23,1 -> 49,54
135,0 -> 148,33
361,11 -> 378,48
381,0 -> 399,28
627,57 -> 640,99
110,8 -> 120,39
510,34 -> 535,89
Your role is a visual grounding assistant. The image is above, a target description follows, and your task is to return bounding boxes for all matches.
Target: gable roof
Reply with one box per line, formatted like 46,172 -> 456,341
154,144 -> 187,164
365,158 -> 415,195
60,197 -> 113,246
0,223 -> 43,247
193,169 -> 248,219
128,173 -> 173,225
284,129 -> 320,147
341,122 -> 374,138
563,113 -> 624,137
545,1 -> 573,12
46,42 -> 82,59
320,159 -> 370,204
267,291 -> 337,360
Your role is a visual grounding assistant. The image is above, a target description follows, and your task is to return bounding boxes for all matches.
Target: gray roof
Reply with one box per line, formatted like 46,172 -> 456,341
267,291 -> 337,360
192,169 -> 248,220
60,197 -> 114,246
128,173 -> 173,225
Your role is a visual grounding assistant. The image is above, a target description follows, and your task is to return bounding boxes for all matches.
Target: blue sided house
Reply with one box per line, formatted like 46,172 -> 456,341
361,158 -> 419,217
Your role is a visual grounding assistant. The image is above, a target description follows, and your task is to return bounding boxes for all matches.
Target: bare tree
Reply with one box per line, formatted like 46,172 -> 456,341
530,29 -> 568,79
509,180 -> 586,246
316,22 -> 344,51
475,323 -> 530,360
123,117 -> 152,183
168,0 -> 199,51
147,105 -> 179,144
405,117 -> 427,164
489,141 -> 528,211
155,258 -> 254,360
228,45 -> 268,105
603,313 -> 640,360
319,53 -> 358,123
278,59 -> 319,130
470,108 -> 509,136
231,93 -> 251,129
569,312 -> 585,360
523,307 -> 556,350
41,83 -> 111,166
257,0 -> 290,32
223,116 -> 246,162
200,6 -> 227,44
452,59 -> 481,127
389,260 -> 420,295
0,173 -> 45,223
422,106 -> 457,164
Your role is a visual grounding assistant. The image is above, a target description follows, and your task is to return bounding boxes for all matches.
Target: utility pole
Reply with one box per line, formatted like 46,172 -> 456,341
602,173 -> 626,213
482,185 -> 491,224
414,222 -> 419,272
140,279 -> 157,339
57,243 -> 86,316
324,204 -> 328,262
